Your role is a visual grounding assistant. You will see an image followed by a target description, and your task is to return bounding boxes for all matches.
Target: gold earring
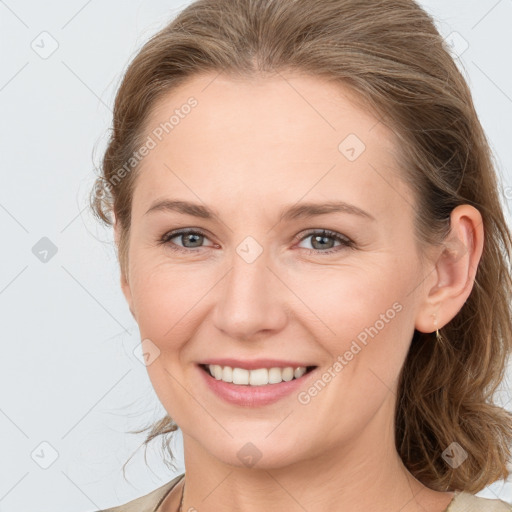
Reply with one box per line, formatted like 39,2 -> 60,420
434,313 -> 444,343
433,313 -> 443,342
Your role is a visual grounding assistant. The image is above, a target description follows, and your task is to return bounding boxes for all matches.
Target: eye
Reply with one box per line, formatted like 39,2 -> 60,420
295,229 -> 354,255
158,228 -> 355,255
158,228 -> 215,253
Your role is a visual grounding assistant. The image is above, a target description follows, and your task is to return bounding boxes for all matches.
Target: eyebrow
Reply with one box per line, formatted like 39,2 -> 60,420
144,199 -> 375,222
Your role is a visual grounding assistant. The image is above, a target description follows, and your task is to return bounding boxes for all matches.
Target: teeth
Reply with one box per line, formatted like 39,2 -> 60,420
295,367 -> 307,378
222,366 -> 233,382
207,365 -> 309,385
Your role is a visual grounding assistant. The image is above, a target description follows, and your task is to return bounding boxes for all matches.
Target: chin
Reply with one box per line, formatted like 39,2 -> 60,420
201,435 -> 306,470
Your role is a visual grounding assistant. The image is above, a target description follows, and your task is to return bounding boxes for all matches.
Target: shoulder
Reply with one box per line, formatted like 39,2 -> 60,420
93,473 -> 185,512
448,490 -> 512,511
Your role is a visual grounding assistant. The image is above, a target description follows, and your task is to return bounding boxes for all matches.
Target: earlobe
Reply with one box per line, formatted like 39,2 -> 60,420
415,205 -> 484,333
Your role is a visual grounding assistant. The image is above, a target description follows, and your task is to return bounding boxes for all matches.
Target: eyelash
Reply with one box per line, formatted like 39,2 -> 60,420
157,228 -> 355,255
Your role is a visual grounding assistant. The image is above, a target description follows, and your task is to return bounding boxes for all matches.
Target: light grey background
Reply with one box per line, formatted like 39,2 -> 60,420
1,1 -> 511,510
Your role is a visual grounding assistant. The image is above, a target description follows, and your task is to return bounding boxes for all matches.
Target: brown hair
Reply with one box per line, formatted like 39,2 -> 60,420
90,0 -> 512,492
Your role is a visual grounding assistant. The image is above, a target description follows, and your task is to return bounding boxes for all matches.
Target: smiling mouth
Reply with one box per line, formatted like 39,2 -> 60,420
199,363 -> 317,386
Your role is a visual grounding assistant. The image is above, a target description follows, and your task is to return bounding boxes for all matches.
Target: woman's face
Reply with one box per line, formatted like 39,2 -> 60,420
119,72 -> 434,468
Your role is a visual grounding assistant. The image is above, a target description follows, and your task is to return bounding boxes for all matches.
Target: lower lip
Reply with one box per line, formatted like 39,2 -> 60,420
197,364 -> 317,407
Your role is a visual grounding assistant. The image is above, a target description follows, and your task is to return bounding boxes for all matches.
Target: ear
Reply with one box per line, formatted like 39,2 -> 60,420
113,214 -> 136,320
414,204 -> 484,333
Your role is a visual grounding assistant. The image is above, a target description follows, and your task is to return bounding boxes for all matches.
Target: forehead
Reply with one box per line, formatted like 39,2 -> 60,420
134,72 -> 408,219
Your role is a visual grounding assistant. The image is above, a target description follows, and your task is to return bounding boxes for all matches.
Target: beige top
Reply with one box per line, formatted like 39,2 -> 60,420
96,473 -> 512,512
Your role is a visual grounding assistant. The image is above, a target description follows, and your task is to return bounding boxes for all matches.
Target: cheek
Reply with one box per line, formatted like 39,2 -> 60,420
129,257 -> 215,344
288,262 -> 403,330
129,263 -> 201,404
289,261 -> 415,377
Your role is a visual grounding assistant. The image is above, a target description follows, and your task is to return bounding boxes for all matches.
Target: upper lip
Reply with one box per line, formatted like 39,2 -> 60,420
199,358 -> 317,370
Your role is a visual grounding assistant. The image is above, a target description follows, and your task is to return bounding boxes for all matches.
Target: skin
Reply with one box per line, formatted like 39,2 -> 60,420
115,72 -> 484,512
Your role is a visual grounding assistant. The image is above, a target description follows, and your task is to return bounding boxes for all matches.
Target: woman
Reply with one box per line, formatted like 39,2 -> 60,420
90,0 -> 512,510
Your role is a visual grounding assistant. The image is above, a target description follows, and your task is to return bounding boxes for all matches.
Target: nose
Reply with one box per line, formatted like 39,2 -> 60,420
212,246 -> 288,341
